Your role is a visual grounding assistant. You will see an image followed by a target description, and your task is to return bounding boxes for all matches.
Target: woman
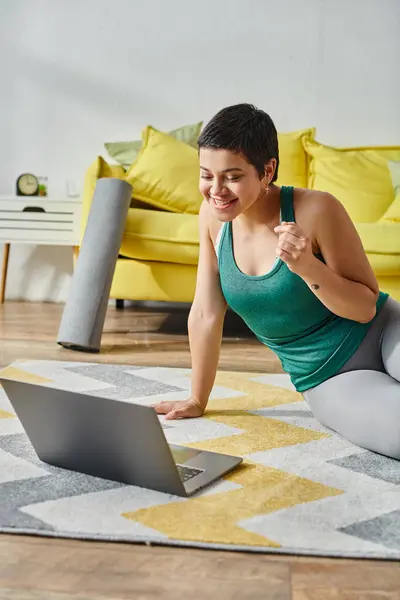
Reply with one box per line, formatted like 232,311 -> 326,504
154,103 -> 400,459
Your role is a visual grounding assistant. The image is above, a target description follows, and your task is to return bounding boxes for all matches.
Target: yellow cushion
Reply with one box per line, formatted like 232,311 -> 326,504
356,222 -> 400,255
276,128 -> 315,188
367,254 -> 400,276
356,221 -> 400,276
105,121 -> 203,169
120,208 -> 199,265
125,126 -> 203,214
375,276 -> 400,300
81,157 -> 125,238
383,192 -> 400,222
382,161 -> 400,222
304,139 -> 400,223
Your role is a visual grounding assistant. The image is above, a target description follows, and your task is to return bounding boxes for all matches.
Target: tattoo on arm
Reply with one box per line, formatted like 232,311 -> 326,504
311,284 -> 320,290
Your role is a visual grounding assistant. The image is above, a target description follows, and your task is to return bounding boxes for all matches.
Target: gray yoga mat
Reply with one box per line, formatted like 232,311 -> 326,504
57,177 -> 132,352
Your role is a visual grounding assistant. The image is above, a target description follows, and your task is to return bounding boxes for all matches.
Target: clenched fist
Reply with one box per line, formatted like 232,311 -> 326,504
274,221 -> 316,277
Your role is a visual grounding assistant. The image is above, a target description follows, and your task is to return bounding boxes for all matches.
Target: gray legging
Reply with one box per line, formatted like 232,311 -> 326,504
303,297 -> 400,459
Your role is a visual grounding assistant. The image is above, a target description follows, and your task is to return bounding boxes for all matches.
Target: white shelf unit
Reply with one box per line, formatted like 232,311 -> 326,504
0,196 -> 82,302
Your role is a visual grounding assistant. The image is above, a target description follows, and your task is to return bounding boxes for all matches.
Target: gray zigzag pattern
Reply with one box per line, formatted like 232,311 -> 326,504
340,510 -> 400,550
66,365 -> 183,399
0,434 -> 125,530
329,451 -> 400,485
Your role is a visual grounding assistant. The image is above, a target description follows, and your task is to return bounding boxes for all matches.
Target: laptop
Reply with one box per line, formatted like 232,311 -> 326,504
0,378 -> 242,497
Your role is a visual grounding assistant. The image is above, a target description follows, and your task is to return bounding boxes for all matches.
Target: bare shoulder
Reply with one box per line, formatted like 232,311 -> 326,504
293,188 -> 345,252
294,188 -> 344,230
199,200 -> 224,245
294,188 -> 342,218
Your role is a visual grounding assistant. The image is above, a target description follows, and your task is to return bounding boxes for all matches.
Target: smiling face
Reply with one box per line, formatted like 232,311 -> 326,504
199,148 -> 267,222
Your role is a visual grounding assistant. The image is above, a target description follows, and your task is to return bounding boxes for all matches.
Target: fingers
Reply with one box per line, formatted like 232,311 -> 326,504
153,402 -> 173,415
275,222 -> 308,264
274,222 -> 304,239
278,233 -> 307,249
165,407 -> 188,420
153,400 -> 204,420
276,235 -> 301,258
276,246 -> 294,262
277,237 -> 300,253
277,247 -> 298,261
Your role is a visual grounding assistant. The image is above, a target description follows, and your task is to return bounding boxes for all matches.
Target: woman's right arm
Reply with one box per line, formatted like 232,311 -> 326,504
153,202 -> 227,419
188,202 -> 227,410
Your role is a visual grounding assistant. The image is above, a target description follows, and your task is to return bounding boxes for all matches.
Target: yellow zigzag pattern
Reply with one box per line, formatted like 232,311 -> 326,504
0,366 -> 53,386
124,371 -> 341,547
124,462 -> 342,547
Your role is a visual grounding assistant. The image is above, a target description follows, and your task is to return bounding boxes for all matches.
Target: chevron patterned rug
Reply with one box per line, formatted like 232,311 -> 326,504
0,360 -> 399,559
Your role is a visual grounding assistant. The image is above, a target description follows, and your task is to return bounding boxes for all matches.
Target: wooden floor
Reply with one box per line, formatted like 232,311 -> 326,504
0,301 -> 282,373
0,301 -> 399,600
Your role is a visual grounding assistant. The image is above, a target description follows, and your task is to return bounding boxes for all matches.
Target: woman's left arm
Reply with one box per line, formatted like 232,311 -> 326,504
274,193 -> 379,323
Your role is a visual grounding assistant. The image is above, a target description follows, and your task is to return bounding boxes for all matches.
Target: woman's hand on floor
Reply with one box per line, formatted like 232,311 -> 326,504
152,397 -> 205,420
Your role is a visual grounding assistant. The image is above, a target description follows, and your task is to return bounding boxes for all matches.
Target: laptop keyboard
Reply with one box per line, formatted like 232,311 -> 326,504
176,464 -> 204,482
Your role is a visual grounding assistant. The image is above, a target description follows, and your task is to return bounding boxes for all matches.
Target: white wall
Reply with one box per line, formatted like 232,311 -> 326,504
1,0 -> 399,301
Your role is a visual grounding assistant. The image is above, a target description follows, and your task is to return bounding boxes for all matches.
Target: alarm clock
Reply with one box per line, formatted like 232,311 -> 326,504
16,173 -> 39,196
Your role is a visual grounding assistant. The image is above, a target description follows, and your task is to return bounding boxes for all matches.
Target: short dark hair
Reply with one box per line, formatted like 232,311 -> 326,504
198,103 -> 279,182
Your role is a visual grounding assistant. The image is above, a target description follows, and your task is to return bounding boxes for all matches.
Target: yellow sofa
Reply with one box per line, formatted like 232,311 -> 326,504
81,134 -> 400,304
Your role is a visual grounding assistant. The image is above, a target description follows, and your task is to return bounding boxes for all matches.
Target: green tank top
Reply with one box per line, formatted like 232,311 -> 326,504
217,186 -> 389,392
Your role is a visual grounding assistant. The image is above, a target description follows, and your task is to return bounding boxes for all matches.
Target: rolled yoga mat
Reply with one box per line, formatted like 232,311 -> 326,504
57,177 -> 132,352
